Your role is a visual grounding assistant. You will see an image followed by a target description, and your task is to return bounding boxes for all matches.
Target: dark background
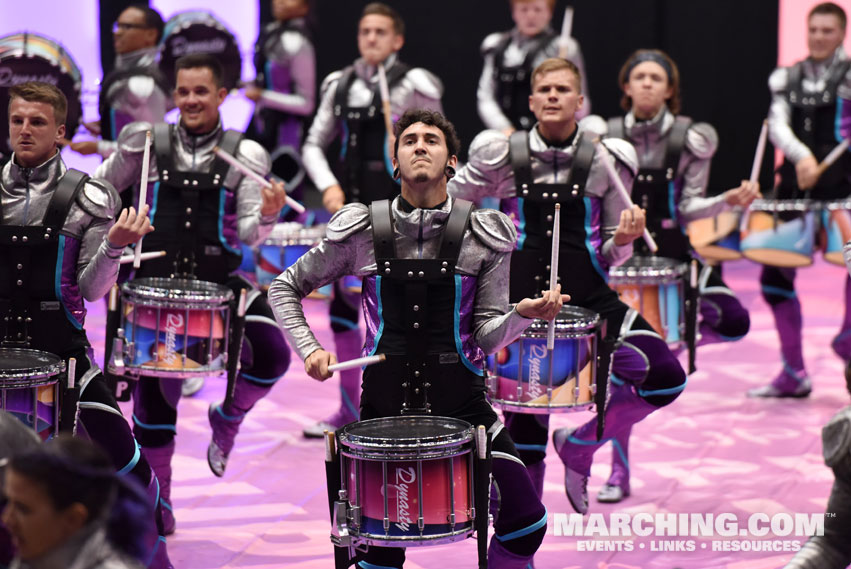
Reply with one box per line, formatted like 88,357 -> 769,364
101,0 -> 780,196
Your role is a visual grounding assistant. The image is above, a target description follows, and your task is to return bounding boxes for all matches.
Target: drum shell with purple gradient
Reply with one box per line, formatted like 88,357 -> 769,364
119,278 -> 232,379
488,305 -> 600,414
337,416 -> 474,546
0,348 -> 63,438
741,200 -> 815,268
688,210 -> 743,261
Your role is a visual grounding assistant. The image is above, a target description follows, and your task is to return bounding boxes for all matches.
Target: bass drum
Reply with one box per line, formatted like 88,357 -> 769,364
0,32 -> 82,159
159,11 -> 242,91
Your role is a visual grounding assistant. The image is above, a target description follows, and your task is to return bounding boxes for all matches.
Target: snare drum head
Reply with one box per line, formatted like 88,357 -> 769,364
123,278 -> 234,304
608,256 -> 686,283
0,33 -> 83,157
0,348 -> 63,387
159,11 -> 242,90
339,416 -> 473,451
526,305 -> 599,333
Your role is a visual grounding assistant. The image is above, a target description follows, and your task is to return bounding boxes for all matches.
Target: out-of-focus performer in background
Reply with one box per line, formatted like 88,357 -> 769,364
95,55 -> 291,533
477,0 -> 589,135
586,49 -> 756,503
66,5 -> 171,159
753,1 -> 851,397
244,0 -> 315,205
0,82 -> 170,568
450,58 -> 687,515
300,2 -> 444,438
272,108 -> 561,569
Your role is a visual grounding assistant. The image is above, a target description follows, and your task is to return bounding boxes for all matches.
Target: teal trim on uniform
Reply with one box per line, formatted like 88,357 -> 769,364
517,197 -> 527,250
55,236 -> 83,330
611,438 -> 630,473
638,377 -> 688,398
109,108 -> 118,140
514,443 -> 547,452
117,442 -> 141,476
358,562 -> 397,569
149,181 -> 161,223
330,315 -> 359,330
496,509 -> 548,542
219,188 -> 241,255
835,98 -> 844,143
367,276 -> 384,356
340,122 -> 350,160
583,197 -> 608,282
568,433 -> 610,445
214,403 -> 244,422
610,374 -> 625,386
265,62 -> 273,89
145,536 -> 167,567
454,275 -> 485,376
132,414 -> 177,433
668,180 -> 677,221
761,284 -> 797,300
240,372 -> 279,385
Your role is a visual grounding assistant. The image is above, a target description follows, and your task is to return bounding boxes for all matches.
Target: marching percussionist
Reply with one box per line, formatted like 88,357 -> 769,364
477,0 -> 589,135
67,4 -> 172,158
754,1 -> 851,397
94,54 -> 292,533
586,49 -> 755,503
0,81 -> 171,569
448,58 -> 686,515
271,109 -> 562,568
300,2 -> 443,439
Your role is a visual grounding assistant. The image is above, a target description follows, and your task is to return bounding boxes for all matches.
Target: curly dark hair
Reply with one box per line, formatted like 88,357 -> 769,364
392,109 -> 461,158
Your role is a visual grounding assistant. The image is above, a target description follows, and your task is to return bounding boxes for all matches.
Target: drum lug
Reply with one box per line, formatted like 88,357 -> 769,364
330,500 -> 353,547
108,332 -> 126,377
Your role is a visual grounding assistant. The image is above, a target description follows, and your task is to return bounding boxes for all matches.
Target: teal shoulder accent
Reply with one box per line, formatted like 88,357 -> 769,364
453,275 -> 485,376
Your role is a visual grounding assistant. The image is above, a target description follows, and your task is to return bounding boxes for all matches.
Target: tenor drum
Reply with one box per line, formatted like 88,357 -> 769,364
488,305 -> 600,414
0,348 -> 63,437
823,200 -> 851,266
740,199 -> 815,268
0,32 -> 82,157
337,416 -> 475,546
118,278 -> 233,378
159,11 -> 242,90
609,256 -> 687,350
688,210 -> 742,261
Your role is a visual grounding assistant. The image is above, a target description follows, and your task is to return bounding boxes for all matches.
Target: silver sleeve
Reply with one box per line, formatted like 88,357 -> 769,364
302,80 -> 341,191
591,147 -> 636,266
767,69 -> 813,164
448,130 -> 515,201
677,155 -> 729,222
77,233 -> 124,301
93,122 -> 153,192
476,51 -> 514,131
259,40 -> 316,116
472,249 -> 534,354
268,238 -> 358,361
232,140 -> 277,247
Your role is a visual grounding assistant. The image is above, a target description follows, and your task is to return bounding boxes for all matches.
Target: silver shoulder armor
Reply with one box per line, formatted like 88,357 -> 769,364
77,178 -> 121,220
480,32 -> 506,55
822,405 -> 851,468
580,114 -> 608,138
319,70 -> 344,100
468,129 -> 510,171
235,138 -> 272,176
685,122 -> 719,160
326,203 -> 371,242
768,67 -> 789,94
470,207 -> 517,253
404,67 -> 444,100
126,75 -> 156,100
600,137 -> 638,176
117,121 -> 154,153
281,29 -> 307,56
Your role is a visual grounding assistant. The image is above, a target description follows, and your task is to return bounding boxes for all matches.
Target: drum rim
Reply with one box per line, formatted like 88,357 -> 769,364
525,304 -> 600,332
0,347 -> 63,386
263,222 -> 326,247
749,199 -> 813,212
122,277 -> 234,304
349,525 -> 474,546
338,416 -> 474,451
608,256 -> 687,281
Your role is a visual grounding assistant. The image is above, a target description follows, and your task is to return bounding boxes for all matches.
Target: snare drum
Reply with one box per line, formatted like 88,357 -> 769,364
488,305 -> 600,413
608,257 -> 686,349
0,348 -> 63,437
118,278 -> 233,378
0,32 -> 83,157
823,201 -> 851,266
740,200 -> 815,268
337,416 -> 474,546
688,210 -> 742,261
256,222 -> 326,289
159,11 -> 242,90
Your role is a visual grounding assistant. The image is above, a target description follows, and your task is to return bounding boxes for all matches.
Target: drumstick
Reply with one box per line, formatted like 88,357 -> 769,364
324,430 -> 337,462
213,146 -> 306,214
327,353 -> 386,373
67,357 -> 76,390
476,425 -> 487,460
749,120 -> 768,183
816,138 -> 851,178
593,138 -> 659,253
120,250 -> 166,264
547,204 -> 561,351
377,63 -> 394,138
133,130 -> 152,269
557,6 -> 574,59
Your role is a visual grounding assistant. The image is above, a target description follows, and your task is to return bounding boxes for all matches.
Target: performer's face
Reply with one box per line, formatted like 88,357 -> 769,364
358,14 -> 404,66
624,61 -> 672,118
272,0 -> 307,22
512,0 -> 552,37
394,122 -> 456,185
808,13 -> 845,62
8,98 -> 64,168
113,7 -> 156,55
1,468 -> 84,561
529,69 -> 584,126
174,67 -> 227,134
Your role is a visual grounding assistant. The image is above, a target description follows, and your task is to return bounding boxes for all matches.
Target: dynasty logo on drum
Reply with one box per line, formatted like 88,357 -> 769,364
0,67 -> 60,87
170,36 -> 228,57
392,466 -> 416,533
526,344 -> 547,399
162,312 -> 183,366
